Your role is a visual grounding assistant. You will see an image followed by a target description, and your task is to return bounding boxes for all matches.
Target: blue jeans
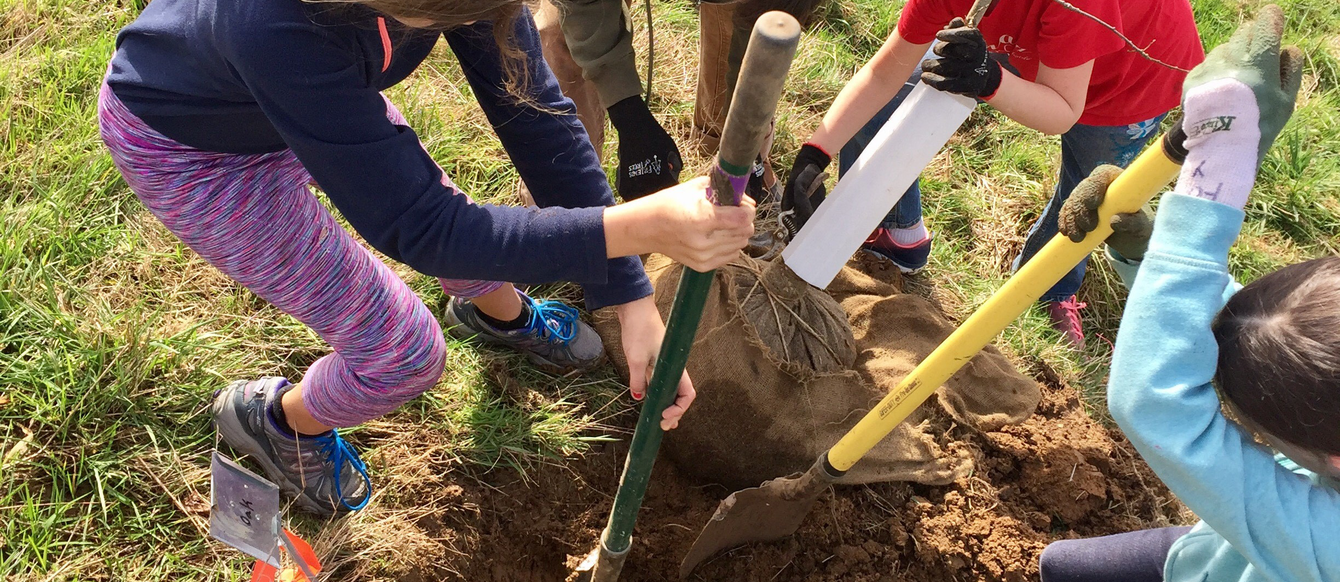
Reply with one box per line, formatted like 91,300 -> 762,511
839,64 -> 1165,300
1011,114 -> 1165,301
837,64 -> 925,230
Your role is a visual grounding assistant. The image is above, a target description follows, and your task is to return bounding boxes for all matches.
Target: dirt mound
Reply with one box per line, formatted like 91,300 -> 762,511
336,361 -> 1185,581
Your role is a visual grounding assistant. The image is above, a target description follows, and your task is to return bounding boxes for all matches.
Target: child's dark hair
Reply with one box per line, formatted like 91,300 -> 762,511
309,0 -> 532,97
1213,256 -> 1340,455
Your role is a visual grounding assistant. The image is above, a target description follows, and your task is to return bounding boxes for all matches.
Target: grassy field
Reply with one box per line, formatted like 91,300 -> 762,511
2,0 -> 1338,579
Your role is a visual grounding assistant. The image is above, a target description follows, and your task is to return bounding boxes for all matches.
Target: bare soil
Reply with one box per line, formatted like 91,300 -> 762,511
353,373 -> 1185,582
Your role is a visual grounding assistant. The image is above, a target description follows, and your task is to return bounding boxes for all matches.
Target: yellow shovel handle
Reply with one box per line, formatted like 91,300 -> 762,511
826,133 -> 1184,472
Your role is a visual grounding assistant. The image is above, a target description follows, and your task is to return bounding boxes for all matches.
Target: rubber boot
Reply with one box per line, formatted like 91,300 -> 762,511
521,0 -> 608,207
693,0 -> 741,155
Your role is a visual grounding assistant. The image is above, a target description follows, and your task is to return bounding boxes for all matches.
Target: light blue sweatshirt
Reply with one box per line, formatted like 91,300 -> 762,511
1105,192 -> 1340,582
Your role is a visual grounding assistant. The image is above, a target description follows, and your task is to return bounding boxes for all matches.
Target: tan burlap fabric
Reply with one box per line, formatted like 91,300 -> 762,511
594,253 -> 1041,490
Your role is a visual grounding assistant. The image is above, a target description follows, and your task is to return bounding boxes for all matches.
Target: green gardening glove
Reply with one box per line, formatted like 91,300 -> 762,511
1176,4 -> 1304,208
1183,4 -> 1303,167
1058,165 -> 1153,262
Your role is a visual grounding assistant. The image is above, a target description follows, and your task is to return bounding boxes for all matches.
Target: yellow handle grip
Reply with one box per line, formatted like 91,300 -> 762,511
826,137 -> 1183,472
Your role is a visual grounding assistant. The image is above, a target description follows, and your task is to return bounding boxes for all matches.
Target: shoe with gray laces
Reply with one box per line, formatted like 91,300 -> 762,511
444,291 -> 605,374
211,377 -> 371,517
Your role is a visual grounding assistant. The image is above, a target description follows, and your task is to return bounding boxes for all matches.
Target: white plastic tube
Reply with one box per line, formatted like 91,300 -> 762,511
782,84 -> 976,289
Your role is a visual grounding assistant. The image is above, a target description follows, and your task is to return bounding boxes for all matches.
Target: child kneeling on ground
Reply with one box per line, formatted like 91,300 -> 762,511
1042,7 -> 1338,582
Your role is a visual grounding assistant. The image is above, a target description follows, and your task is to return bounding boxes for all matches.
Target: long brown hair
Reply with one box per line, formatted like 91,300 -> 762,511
309,0 -> 533,96
1213,256 -> 1340,455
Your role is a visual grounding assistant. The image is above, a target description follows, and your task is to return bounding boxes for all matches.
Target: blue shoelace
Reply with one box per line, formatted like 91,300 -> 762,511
313,429 -> 372,512
524,297 -> 579,343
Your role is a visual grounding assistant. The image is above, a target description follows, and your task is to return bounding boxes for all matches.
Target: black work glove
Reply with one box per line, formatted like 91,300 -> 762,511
607,96 -> 683,201
920,17 -> 1003,99
780,143 -> 831,238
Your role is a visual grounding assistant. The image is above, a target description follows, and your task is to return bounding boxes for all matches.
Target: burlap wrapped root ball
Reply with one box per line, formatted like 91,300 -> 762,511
593,253 -> 1042,490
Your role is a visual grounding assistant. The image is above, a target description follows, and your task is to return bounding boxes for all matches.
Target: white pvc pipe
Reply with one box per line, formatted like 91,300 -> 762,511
782,83 -> 976,289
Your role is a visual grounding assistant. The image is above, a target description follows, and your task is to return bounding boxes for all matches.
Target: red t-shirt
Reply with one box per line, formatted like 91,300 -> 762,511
898,0 -> 1205,126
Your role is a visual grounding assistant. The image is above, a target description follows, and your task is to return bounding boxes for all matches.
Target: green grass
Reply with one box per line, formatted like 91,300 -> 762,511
2,0 -> 1338,579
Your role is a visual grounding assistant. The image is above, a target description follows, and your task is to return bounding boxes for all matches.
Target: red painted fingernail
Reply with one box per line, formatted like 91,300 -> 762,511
632,391 -> 644,401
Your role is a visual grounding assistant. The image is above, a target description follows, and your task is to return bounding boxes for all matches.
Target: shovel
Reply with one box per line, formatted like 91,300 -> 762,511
571,12 -> 802,582
679,120 -> 1190,578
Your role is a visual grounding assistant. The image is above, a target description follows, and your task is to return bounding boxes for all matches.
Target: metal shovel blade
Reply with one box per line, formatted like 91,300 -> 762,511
570,537 -> 629,582
679,458 -> 836,578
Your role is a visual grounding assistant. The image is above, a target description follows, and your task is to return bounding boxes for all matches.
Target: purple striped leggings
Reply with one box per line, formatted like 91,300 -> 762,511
98,83 -> 500,427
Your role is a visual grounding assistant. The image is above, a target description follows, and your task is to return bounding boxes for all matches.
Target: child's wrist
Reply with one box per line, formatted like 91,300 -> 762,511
607,96 -> 655,134
798,142 -> 832,169
1172,152 -> 1254,211
1174,82 -> 1263,211
614,294 -> 658,322
602,203 -> 650,259
980,60 -> 1003,100
981,77 -> 1001,101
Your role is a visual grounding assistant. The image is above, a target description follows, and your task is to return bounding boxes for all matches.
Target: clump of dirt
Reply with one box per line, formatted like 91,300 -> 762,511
331,372 -> 1186,581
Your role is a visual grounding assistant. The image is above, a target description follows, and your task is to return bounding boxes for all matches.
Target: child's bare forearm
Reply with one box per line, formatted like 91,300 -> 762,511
808,32 -> 929,153
986,62 -> 1092,135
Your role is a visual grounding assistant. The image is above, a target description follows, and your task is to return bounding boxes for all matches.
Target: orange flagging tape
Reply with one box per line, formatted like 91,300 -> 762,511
249,530 -> 321,582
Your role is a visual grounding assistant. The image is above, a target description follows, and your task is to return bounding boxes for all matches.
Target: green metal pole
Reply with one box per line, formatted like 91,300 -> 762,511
583,12 -> 801,582
605,264 -> 718,547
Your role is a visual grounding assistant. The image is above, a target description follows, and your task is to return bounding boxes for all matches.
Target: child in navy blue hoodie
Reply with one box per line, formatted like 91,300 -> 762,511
101,0 -> 755,516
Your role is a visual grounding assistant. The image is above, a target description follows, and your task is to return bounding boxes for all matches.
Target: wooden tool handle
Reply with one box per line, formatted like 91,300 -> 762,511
965,0 -> 993,28
711,11 -> 801,203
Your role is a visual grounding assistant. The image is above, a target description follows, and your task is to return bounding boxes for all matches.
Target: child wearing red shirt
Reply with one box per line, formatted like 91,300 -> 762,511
781,0 -> 1203,347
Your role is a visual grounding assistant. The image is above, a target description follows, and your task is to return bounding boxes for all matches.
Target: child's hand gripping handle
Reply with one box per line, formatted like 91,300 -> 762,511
584,13 -> 802,582
824,122 -> 1188,472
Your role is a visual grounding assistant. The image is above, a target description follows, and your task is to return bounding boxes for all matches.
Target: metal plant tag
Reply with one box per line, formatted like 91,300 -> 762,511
209,451 -> 282,567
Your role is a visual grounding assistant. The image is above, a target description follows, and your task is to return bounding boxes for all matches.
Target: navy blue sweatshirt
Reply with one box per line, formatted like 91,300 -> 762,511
107,0 -> 651,310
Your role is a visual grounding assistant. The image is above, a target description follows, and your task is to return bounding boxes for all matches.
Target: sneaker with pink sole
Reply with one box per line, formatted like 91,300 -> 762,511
1046,296 -> 1087,348
861,228 -> 933,274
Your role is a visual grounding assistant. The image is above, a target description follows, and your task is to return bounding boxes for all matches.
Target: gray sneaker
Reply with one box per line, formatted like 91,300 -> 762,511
211,377 -> 372,517
443,291 -> 605,374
